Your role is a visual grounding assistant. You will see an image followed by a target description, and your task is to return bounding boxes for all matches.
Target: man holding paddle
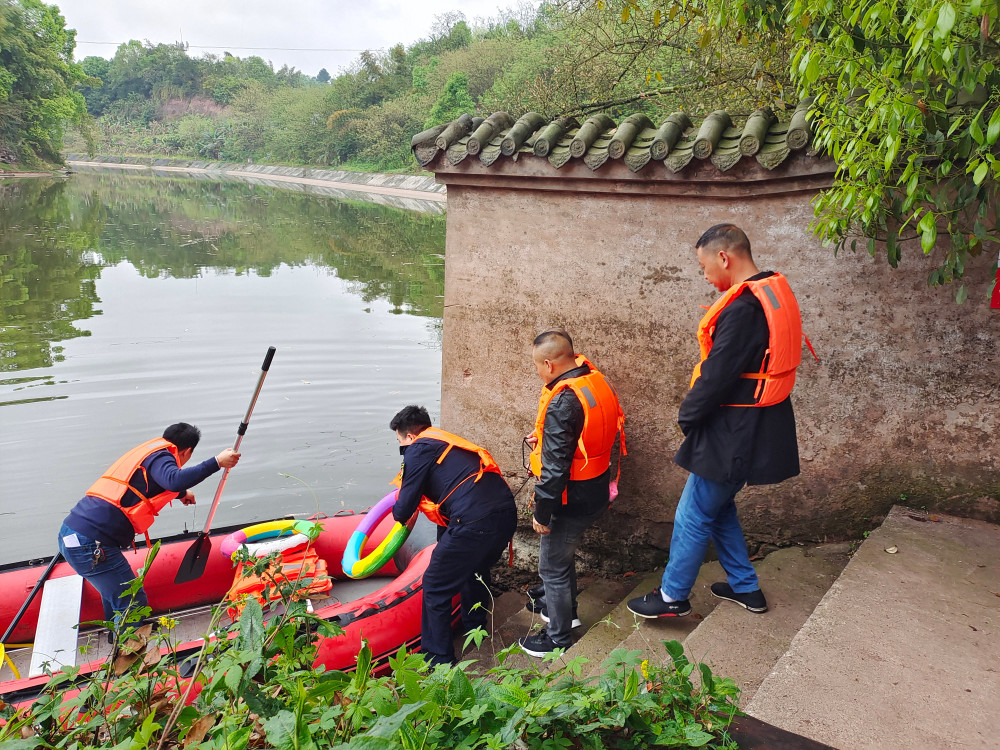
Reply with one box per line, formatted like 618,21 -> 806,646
57,423 -> 241,627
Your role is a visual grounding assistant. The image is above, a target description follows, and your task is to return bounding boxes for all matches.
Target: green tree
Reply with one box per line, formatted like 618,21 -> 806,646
0,0 -> 89,164
317,67 -> 331,83
575,0 -> 1000,299
425,71 -> 476,127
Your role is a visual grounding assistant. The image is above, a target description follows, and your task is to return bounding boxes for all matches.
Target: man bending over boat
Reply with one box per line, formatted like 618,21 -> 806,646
390,405 -> 517,667
58,423 -> 241,628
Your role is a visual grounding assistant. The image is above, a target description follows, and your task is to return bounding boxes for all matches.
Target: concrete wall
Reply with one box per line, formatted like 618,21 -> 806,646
432,157 -> 1000,572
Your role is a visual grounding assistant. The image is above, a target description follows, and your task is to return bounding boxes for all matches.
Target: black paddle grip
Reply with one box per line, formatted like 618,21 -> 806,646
238,421 -> 249,435
261,346 -> 276,371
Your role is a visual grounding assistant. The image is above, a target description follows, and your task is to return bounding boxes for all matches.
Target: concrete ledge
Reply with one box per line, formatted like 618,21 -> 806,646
748,506 -> 1000,749
63,155 -> 447,215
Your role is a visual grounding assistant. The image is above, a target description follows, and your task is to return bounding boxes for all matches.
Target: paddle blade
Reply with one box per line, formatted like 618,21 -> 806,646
174,533 -> 212,583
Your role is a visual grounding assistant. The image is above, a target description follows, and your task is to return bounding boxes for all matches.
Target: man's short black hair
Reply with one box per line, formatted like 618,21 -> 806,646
163,422 -> 201,451
696,223 -> 753,259
390,405 -> 432,435
533,329 -> 574,351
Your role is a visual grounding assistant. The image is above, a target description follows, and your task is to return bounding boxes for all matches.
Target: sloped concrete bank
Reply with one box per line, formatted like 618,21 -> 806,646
63,154 -> 446,214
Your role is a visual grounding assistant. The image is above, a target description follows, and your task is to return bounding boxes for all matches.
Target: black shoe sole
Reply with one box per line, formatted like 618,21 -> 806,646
711,589 -> 767,613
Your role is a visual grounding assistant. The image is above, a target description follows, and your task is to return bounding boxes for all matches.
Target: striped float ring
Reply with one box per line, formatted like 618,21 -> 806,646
219,519 -> 320,559
341,490 -> 413,579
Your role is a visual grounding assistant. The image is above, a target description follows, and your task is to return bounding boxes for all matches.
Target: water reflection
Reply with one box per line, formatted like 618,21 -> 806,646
0,173 -> 445,377
0,172 -> 446,565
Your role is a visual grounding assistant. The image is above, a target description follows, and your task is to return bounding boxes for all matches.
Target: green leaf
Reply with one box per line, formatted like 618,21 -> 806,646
365,701 -> 427,739
955,284 -> 968,303
237,596 -> 265,653
354,640 -> 374,690
623,668 -> 640,701
622,5 -> 630,22
491,683 -> 530,707
987,108 -> 1000,145
447,667 -> 475,705
805,55 -> 820,84
918,212 -> 938,253
262,710 -> 316,750
973,162 -> 989,185
971,117 -> 985,145
936,2 -> 957,37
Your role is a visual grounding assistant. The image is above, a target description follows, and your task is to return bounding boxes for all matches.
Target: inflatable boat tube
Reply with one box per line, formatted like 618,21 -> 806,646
0,510 -> 455,705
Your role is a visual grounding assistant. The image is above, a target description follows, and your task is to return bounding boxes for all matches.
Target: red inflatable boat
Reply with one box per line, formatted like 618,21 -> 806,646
0,510 -> 452,703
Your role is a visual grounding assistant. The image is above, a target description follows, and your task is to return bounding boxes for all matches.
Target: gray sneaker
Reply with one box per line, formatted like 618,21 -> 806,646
710,582 -> 767,613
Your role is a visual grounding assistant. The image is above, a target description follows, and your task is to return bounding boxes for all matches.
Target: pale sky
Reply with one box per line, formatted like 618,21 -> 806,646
54,0 -> 538,77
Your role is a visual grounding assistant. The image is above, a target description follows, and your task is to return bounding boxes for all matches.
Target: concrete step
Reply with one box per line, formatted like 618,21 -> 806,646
562,542 -> 852,700
457,575 -> 637,673
747,506 -> 1000,749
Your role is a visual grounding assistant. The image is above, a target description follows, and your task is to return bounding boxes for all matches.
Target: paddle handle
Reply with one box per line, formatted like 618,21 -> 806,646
199,346 -> 276,534
1,553 -> 62,645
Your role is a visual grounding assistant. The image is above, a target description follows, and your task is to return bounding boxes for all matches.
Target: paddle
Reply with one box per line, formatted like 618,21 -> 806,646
0,552 -> 63,672
174,346 -> 276,584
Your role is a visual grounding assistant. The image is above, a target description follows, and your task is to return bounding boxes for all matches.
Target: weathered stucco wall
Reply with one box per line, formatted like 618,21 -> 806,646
433,158 -> 1000,573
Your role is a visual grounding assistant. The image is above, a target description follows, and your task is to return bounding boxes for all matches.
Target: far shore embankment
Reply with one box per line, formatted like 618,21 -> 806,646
62,155 -> 447,214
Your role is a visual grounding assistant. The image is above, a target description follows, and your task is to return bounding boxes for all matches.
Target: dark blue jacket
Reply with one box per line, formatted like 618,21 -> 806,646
64,449 -> 221,547
392,438 -> 514,526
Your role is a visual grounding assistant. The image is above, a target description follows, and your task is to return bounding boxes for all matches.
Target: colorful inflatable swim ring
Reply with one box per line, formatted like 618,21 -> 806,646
220,519 -> 320,559
342,491 -> 414,579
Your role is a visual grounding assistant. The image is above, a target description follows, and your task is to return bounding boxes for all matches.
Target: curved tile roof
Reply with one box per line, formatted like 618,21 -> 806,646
411,101 -> 817,176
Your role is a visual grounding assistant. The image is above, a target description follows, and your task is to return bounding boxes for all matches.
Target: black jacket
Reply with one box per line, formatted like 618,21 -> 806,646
533,364 -> 612,526
674,272 -> 800,486
393,437 -> 515,525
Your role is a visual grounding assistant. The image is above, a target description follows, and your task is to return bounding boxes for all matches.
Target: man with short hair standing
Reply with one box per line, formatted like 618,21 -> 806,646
628,224 -> 802,619
59,423 -> 241,625
519,331 -> 625,657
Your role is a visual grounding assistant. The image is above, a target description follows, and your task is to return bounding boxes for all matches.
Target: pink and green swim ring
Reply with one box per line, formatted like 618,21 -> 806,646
342,490 -> 415,579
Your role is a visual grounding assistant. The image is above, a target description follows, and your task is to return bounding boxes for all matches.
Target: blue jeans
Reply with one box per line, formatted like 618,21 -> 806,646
538,502 -> 607,646
57,523 -> 146,625
660,474 -> 759,600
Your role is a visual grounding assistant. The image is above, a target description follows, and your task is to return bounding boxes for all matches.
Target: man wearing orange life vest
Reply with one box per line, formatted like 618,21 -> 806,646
390,405 -> 517,667
58,423 -> 240,626
628,224 -> 801,619
519,331 -> 625,658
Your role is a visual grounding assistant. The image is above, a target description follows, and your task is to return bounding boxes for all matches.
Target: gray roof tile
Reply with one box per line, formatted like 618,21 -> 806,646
412,101 -> 816,176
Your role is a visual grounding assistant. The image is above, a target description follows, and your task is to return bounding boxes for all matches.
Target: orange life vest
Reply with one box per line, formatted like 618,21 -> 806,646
690,272 -> 802,407
392,426 -> 504,526
529,355 -> 626,491
86,438 -> 181,536
226,546 -> 332,619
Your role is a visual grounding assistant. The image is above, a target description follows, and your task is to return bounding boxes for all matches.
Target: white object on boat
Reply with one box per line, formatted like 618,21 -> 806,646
28,574 -> 84,678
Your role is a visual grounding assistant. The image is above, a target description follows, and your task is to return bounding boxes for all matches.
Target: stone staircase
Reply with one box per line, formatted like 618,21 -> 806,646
460,505 -> 1000,749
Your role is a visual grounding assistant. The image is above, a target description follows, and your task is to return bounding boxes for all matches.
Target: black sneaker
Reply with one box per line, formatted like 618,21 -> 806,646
525,596 -> 545,614
527,583 -> 545,601
626,588 -> 691,618
518,629 -> 569,658
711,582 -> 767,613
539,607 -> 581,629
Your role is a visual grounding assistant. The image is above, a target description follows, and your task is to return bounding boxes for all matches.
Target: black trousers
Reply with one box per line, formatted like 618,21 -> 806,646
420,506 -> 517,665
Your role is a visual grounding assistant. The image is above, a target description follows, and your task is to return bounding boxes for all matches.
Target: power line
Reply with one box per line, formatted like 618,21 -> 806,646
76,41 -> 385,53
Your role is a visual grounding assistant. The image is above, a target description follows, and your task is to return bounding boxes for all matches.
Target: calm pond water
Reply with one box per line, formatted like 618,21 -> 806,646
0,172 -> 446,565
